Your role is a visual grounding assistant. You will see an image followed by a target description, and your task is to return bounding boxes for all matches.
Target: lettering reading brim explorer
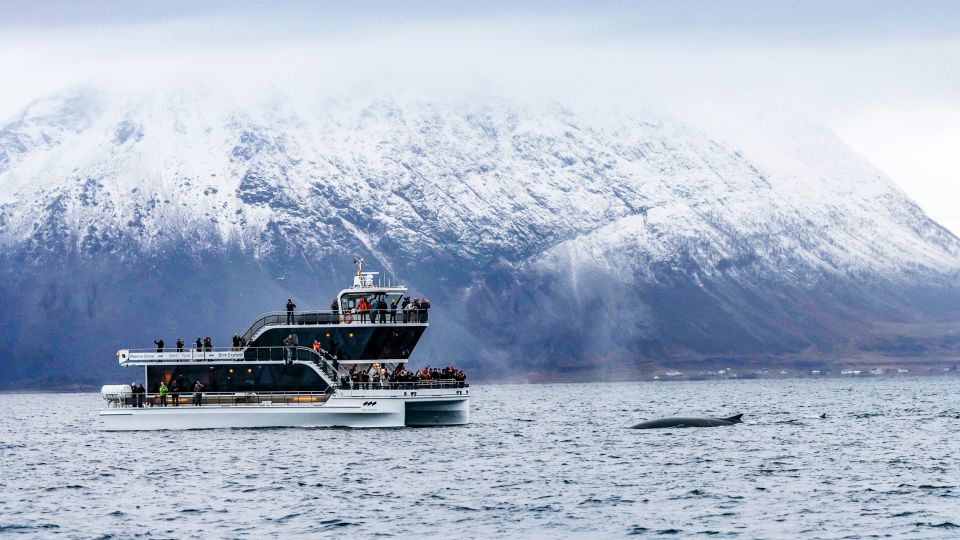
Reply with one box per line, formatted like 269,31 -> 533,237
630,414 -> 744,429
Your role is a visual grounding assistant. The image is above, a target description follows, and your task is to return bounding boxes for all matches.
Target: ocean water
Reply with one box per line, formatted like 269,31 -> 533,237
1,378 -> 958,538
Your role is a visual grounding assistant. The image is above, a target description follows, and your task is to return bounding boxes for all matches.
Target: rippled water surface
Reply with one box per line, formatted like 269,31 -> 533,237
1,378 -> 959,538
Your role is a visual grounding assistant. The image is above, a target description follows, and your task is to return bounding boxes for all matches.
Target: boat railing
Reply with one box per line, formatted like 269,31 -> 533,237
119,346 -> 350,385
240,309 -> 430,344
108,391 -> 333,408
334,379 -> 469,390
122,346 -> 346,363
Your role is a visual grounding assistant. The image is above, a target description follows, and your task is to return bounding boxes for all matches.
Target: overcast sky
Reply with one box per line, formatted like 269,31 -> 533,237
1,0 -> 958,232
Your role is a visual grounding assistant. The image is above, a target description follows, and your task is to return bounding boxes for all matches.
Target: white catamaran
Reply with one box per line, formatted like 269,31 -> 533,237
99,264 -> 469,430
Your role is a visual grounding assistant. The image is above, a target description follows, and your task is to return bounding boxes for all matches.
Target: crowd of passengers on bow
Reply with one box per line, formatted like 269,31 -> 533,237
341,364 -> 467,390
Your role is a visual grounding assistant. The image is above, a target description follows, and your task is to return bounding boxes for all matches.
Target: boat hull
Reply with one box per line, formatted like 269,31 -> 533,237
99,395 -> 468,431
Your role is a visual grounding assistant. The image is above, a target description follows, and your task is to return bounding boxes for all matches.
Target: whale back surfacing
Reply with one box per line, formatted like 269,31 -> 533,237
631,413 -> 744,429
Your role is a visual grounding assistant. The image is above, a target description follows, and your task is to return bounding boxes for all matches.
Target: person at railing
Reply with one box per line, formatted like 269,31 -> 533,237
312,339 -> 321,354
377,365 -> 388,387
192,380 -> 204,406
232,334 -> 241,351
421,297 -> 431,323
204,337 -> 213,352
402,297 -> 414,323
390,297 -> 398,323
176,338 -> 184,352
286,298 -> 297,324
158,381 -> 168,406
376,297 -> 388,324
131,382 -> 145,407
330,298 -> 339,323
282,334 -> 298,364
170,378 -> 181,406
154,338 -> 164,353
195,337 -> 202,352
357,297 -> 370,323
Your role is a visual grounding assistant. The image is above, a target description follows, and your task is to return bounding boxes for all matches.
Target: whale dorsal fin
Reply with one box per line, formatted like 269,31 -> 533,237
725,413 -> 744,423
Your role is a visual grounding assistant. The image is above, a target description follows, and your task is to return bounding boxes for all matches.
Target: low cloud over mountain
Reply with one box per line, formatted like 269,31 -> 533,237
1,87 -> 959,387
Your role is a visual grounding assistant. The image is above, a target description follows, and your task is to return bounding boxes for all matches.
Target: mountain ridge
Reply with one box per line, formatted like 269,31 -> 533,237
1,86 -> 959,388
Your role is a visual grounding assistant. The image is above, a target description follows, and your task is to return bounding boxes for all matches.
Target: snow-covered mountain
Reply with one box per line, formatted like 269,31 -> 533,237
1,87 -> 959,387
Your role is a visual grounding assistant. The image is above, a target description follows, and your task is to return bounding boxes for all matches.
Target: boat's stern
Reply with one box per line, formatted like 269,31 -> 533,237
404,396 -> 470,426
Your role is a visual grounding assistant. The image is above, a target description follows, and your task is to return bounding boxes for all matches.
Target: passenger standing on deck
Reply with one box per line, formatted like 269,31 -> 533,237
154,339 -> 164,353
400,296 -> 411,323
312,339 -> 321,354
195,337 -> 202,352
377,297 -> 387,323
286,298 -> 296,324
204,337 -> 213,352
232,334 -> 241,350
283,334 -> 295,363
176,338 -> 184,352
421,297 -> 431,323
170,378 -> 180,406
131,382 -> 142,407
390,298 -> 398,323
158,381 -> 168,406
193,380 -> 204,406
357,297 -> 368,323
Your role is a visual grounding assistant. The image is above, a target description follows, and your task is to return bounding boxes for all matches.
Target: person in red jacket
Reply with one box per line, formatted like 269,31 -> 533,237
358,297 -> 370,323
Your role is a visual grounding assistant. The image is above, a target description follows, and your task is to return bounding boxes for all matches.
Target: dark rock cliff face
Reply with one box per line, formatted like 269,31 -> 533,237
1,89 -> 959,388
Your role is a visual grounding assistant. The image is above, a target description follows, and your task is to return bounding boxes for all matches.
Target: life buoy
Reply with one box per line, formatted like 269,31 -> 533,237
344,310 -> 353,324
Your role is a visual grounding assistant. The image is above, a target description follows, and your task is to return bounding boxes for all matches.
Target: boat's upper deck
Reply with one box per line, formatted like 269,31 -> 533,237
232,269 -> 432,361
122,265 -> 433,363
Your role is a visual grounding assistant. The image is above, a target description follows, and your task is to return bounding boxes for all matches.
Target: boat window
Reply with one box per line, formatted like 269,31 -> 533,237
250,327 -> 425,360
146,364 -> 328,393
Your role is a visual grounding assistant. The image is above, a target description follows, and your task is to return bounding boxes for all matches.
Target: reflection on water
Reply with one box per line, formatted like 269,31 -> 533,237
1,378 -> 958,537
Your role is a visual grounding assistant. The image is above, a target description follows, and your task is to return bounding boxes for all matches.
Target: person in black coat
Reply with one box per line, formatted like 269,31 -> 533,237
154,339 -> 164,353
176,338 -> 184,352
286,298 -> 297,324
377,298 -> 387,323
170,378 -> 180,406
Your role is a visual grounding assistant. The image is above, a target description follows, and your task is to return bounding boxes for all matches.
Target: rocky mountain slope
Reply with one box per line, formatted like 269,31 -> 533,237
1,87 -> 959,387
